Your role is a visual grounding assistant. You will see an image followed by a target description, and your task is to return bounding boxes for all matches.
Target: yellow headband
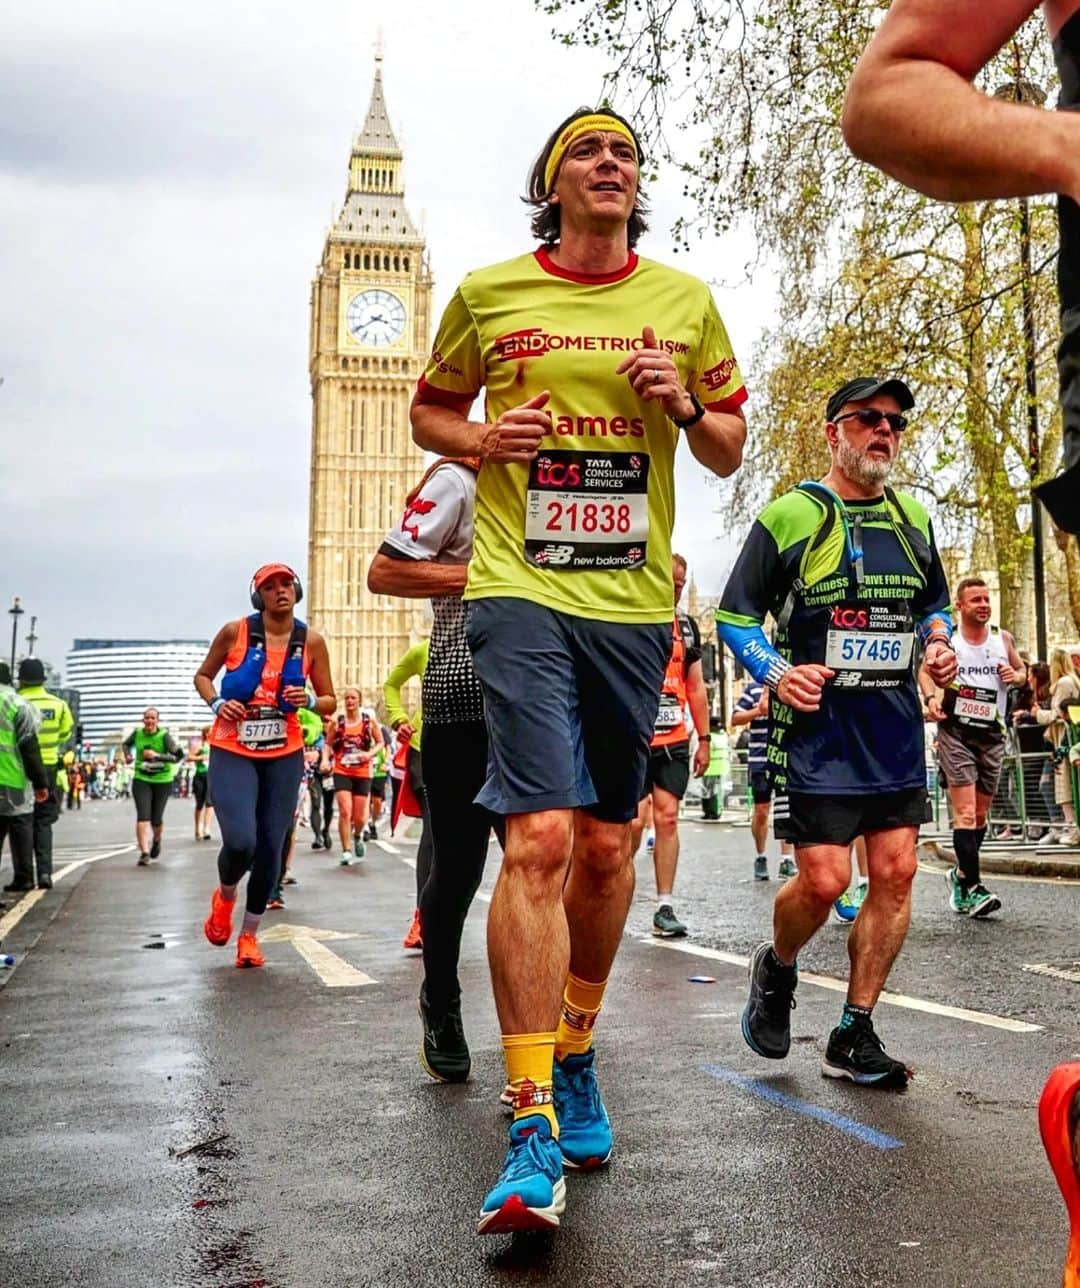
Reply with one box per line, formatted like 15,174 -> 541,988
543,114 -> 638,193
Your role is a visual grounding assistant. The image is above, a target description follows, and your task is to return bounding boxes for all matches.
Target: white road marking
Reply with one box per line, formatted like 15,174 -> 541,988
0,845 -> 135,942
260,922 -> 376,987
640,937 -> 1042,1033
917,859 -> 1080,887
1022,962 -> 1080,984
291,936 -> 376,987
373,839 -> 399,855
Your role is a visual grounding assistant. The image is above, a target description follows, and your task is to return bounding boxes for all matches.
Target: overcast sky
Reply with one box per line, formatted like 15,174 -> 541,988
0,0 -> 776,675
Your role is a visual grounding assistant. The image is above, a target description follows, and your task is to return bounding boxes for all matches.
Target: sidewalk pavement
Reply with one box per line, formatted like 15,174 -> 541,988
919,834 -> 1080,878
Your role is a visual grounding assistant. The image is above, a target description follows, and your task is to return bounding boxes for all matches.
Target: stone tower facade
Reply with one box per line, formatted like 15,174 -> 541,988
308,56 -> 431,698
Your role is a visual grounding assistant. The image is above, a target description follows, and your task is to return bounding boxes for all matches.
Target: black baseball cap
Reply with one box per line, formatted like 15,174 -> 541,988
18,657 -> 45,684
826,377 -> 915,423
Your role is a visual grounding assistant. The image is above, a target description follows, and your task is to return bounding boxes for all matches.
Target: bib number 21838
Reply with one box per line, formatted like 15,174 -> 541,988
524,450 -> 649,570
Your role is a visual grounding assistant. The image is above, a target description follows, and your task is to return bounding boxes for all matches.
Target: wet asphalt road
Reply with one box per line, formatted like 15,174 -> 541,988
1,800 -> 1079,1287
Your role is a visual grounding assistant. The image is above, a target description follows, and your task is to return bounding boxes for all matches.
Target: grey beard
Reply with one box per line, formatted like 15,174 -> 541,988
836,432 -> 893,488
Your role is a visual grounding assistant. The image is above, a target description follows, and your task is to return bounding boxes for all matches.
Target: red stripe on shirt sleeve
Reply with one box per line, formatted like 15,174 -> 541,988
414,375 -> 477,415
705,385 -> 749,415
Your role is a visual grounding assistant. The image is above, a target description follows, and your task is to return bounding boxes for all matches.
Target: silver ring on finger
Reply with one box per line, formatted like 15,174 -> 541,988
651,368 -> 662,384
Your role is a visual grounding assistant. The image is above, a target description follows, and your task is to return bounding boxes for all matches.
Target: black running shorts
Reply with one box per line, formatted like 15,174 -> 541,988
773,787 -> 930,847
641,743 -> 691,800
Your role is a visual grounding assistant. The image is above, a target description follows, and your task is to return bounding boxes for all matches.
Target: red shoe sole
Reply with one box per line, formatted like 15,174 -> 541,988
476,1194 -> 561,1236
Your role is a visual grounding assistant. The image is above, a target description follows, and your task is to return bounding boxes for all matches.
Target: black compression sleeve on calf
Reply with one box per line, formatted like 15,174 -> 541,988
952,829 -> 980,887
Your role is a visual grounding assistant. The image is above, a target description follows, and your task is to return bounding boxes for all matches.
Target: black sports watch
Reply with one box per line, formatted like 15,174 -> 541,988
671,393 -> 706,430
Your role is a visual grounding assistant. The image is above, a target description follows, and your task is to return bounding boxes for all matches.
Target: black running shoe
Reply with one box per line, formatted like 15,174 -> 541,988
821,1018 -> 910,1088
418,988 -> 471,1083
742,941 -> 797,1059
136,854 -> 150,868
149,839 -> 161,859
311,838 -> 323,851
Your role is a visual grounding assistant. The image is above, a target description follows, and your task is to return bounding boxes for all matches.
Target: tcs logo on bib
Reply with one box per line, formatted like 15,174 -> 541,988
831,606 -> 868,629
535,459 -> 581,487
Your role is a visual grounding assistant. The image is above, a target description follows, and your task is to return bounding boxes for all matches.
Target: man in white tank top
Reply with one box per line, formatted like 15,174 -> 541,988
920,577 -> 1026,917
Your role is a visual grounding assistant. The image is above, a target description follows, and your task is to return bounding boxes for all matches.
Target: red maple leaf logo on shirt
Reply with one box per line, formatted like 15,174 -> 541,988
401,497 -> 437,542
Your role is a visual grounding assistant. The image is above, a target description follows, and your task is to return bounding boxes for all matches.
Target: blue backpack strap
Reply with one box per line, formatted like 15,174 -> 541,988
220,614 -> 268,703
278,617 -> 309,712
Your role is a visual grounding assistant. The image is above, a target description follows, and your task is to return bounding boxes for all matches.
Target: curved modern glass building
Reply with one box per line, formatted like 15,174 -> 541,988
64,639 -> 209,748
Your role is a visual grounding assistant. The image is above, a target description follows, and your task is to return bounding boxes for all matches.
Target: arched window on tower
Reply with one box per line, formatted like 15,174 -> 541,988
364,253 -> 371,270
403,256 -> 410,272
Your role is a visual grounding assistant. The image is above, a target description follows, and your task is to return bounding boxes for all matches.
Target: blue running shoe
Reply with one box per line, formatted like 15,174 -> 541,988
553,1049 -> 613,1170
477,1115 -> 566,1235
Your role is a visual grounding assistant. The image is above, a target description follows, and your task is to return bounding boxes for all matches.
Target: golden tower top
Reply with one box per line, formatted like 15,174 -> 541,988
333,56 -> 422,244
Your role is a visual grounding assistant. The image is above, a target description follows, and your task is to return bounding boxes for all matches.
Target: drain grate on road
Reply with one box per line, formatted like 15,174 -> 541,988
1022,961 -> 1080,984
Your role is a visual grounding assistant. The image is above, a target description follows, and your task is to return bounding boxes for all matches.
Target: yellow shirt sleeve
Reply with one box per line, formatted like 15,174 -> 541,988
691,293 -> 747,414
419,287 -> 485,403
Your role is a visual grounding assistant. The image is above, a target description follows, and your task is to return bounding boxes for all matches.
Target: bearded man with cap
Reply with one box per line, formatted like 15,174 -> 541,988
718,377 -> 958,1089
411,105 -> 747,1235
17,657 -> 73,889
194,564 -> 335,969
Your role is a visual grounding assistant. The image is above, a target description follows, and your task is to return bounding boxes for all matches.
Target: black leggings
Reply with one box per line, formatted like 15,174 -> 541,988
418,721 -> 503,1014
133,778 -> 172,826
407,745 -> 434,906
309,782 -> 334,839
209,747 -> 303,916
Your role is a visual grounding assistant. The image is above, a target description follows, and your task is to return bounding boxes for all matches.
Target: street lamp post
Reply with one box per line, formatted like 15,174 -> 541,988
26,616 -> 38,658
8,597 -> 24,677
995,74 -> 1049,660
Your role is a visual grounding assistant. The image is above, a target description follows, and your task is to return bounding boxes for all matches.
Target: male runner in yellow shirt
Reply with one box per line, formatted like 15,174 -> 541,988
411,105 -> 746,1236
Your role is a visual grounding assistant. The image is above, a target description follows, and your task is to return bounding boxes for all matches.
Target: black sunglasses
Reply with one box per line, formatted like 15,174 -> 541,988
834,408 -> 908,432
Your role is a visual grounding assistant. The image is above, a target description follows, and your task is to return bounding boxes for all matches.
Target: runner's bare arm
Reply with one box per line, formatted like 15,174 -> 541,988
1000,630 -> 1028,685
411,392 -> 552,465
194,622 -> 245,719
843,0 -> 1080,202
617,325 -> 744,477
367,552 -> 469,598
686,659 -> 711,776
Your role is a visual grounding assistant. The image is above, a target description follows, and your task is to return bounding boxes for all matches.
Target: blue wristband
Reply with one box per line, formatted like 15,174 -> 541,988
210,697 -> 225,715
306,692 -> 317,710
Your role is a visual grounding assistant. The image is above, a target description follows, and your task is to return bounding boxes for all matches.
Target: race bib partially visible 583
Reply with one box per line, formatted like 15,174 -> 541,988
524,450 -> 649,571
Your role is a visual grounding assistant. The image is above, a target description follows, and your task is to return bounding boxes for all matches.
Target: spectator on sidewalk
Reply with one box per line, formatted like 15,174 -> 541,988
0,663 -> 50,894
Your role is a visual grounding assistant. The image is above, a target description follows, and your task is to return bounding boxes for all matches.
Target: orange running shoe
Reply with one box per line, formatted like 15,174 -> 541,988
402,908 -> 423,951
236,932 -> 265,969
203,888 -> 235,947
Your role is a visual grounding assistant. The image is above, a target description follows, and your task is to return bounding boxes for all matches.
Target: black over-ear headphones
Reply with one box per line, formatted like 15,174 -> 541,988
249,565 -> 304,611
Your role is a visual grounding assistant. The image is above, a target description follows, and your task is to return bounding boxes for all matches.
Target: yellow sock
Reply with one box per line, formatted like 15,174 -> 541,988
553,972 -> 608,1061
503,1032 -> 558,1136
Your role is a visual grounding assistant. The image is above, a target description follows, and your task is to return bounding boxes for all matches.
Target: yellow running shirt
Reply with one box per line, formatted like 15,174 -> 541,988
417,248 -> 747,624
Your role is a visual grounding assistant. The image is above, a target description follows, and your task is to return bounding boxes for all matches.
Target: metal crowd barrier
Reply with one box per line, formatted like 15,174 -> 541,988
712,735 -> 1080,848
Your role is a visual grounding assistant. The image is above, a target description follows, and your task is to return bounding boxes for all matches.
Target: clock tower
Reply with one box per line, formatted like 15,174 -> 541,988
308,56 -> 431,699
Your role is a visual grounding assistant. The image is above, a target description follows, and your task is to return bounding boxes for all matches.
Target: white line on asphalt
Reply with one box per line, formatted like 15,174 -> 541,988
290,935 -> 377,987
373,839 -> 399,855
640,937 -> 1042,1033
917,860 -> 1080,887
1022,962 -> 1080,984
0,845 -> 135,942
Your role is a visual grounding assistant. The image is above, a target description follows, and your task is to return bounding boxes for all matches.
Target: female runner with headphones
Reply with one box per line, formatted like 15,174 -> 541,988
194,563 -> 335,967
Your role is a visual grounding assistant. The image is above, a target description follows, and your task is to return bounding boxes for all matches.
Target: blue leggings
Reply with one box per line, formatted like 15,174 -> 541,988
208,747 -> 303,915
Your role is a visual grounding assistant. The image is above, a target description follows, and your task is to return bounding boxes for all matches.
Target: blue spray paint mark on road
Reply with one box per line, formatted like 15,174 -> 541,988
703,1064 -> 904,1151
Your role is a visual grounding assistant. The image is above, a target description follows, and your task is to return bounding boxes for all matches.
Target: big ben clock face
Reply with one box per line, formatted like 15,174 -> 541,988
347,289 -> 407,347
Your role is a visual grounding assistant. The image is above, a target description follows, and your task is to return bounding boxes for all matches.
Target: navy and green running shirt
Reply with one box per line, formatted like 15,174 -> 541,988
716,486 -> 951,796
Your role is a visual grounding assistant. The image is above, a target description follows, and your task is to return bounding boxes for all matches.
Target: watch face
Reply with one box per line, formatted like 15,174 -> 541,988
347,289 -> 407,347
